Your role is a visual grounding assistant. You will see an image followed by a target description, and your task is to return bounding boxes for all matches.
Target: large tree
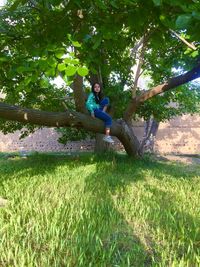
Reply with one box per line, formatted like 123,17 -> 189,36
0,0 -> 200,156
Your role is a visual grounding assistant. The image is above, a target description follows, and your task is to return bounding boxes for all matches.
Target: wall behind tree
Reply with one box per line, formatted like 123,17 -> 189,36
0,114 -> 199,154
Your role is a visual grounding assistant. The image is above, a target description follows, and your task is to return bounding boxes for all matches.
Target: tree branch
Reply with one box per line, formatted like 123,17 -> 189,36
170,29 -> 197,50
0,102 -> 121,136
124,59 -> 200,121
130,36 -> 145,56
131,35 -> 147,98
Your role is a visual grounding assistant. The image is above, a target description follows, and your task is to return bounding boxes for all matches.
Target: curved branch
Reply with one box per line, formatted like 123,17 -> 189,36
124,60 -> 200,121
0,102 -> 122,136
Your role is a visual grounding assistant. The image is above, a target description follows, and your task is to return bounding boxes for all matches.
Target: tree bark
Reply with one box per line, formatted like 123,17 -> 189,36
73,74 -> 87,113
117,120 -> 141,157
131,33 -> 148,98
94,133 -> 114,153
0,101 -> 140,157
124,59 -> 200,121
139,118 -> 160,154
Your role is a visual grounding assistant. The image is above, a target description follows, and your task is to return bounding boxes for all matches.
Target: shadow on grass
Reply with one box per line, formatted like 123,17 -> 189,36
0,152 -> 198,199
75,155 -> 199,265
0,152 -> 199,265
68,163 -> 153,266
141,185 -> 200,265
0,151 -> 199,193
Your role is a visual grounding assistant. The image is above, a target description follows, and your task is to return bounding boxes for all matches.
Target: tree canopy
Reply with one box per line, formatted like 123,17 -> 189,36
0,0 -> 200,155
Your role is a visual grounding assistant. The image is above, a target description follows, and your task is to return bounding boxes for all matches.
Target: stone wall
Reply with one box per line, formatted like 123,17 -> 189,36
0,114 -> 199,154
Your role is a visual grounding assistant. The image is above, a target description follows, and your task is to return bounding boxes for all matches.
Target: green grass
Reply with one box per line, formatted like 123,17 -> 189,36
0,152 -> 199,267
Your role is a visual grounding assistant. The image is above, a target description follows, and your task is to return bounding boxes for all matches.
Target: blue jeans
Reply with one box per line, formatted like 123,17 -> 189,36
94,97 -> 112,128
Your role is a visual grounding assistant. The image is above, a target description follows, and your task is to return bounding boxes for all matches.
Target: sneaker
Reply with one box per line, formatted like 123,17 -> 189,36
103,135 -> 114,144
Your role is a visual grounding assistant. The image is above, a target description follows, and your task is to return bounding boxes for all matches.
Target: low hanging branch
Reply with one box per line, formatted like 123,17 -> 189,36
0,101 -> 122,135
124,59 -> 200,121
0,101 -> 141,156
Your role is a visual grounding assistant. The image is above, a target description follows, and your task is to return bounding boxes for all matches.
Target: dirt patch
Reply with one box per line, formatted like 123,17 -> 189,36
155,154 -> 200,165
0,197 -> 8,207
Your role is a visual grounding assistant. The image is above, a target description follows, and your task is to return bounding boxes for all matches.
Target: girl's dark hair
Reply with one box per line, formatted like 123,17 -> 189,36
91,83 -> 103,104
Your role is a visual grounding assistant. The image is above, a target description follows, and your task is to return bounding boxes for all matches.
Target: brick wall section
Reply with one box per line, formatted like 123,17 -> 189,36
132,114 -> 200,154
155,114 -> 200,154
0,128 -> 95,153
0,114 -> 199,154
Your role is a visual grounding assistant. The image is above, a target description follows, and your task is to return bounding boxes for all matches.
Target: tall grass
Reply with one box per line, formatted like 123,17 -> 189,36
0,152 -> 199,266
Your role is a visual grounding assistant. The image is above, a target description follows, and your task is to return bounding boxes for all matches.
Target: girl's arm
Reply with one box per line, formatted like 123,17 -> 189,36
86,93 -> 95,117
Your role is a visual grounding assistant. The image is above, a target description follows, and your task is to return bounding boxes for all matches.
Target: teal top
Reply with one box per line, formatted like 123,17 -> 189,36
86,92 -> 100,113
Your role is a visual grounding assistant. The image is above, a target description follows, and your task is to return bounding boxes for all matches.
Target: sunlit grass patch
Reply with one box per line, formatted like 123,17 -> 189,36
0,152 -> 199,266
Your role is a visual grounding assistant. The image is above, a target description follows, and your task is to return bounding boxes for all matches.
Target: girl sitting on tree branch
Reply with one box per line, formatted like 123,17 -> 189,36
86,83 -> 114,144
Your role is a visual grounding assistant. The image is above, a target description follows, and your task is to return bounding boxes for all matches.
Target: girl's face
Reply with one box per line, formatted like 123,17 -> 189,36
93,83 -> 101,93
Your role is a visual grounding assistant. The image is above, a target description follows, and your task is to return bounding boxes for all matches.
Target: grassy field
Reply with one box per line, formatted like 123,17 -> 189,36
0,152 -> 199,267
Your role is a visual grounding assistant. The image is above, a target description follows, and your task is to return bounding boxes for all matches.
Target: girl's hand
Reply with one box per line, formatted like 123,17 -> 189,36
91,112 -> 95,118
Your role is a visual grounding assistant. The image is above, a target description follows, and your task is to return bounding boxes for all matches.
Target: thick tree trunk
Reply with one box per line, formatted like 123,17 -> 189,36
72,75 -> 87,113
117,119 -> 141,157
95,134 -> 108,153
94,133 -> 114,153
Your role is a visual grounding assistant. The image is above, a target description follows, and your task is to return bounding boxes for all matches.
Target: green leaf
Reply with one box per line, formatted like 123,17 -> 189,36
40,79 -> 49,88
58,63 -> 66,71
24,77 -> 32,86
159,15 -> 165,22
176,14 -> 192,29
95,0 -> 107,10
90,66 -> 98,74
0,57 -> 9,62
17,66 -> 27,73
65,65 -> 77,76
184,48 -> 192,55
48,57 -> 57,67
152,0 -> 162,6
63,75 -> 73,85
64,57 -> 73,64
9,0 -> 26,11
55,52 -> 64,59
77,66 -> 89,77
68,34 -> 81,47
191,50 -> 199,58
102,31 -> 113,40
70,59 -> 80,64
64,57 -> 79,65
110,1 -> 118,8
46,44 -> 57,51
72,41 -> 81,48
45,68 -> 55,77
92,35 -> 102,49
31,75 -> 37,82
55,48 -> 66,59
